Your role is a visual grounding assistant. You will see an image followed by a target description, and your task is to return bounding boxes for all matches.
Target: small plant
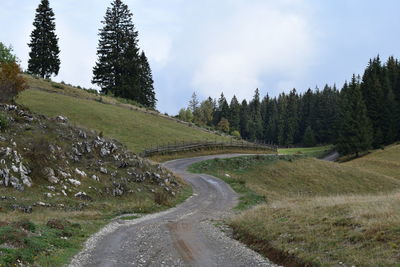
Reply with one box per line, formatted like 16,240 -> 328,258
0,112 -> 9,131
51,82 -> 64,89
154,191 -> 170,206
0,62 -> 28,103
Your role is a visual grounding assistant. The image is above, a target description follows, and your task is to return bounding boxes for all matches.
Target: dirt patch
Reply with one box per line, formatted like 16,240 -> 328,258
232,228 -> 318,267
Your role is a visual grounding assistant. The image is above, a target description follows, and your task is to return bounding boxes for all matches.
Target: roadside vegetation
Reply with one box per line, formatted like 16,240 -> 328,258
190,147 -> 400,266
278,145 -> 333,158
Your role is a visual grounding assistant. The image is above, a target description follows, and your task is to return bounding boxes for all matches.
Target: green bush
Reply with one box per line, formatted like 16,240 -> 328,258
0,112 -> 9,131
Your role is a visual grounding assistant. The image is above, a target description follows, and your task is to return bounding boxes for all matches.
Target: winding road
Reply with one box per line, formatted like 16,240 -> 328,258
69,154 -> 276,267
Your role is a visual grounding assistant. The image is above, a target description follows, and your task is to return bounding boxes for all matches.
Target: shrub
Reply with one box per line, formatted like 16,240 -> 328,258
0,62 -> 28,103
51,82 -> 64,89
154,191 -> 170,206
0,112 -> 9,131
231,130 -> 241,139
0,42 -> 17,64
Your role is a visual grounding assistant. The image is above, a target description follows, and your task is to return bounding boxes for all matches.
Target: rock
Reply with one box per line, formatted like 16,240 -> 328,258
44,167 -> 59,184
20,173 -> 32,187
75,168 -> 87,177
58,170 -> 71,178
47,186 -> 56,191
79,130 -> 87,139
100,167 -> 108,174
225,173 -> 231,178
68,179 -> 81,186
44,192 -> 53,198
61,190 -> 67,196
75,192 -> 92,201
36,202 -> 48,207
112,188 -> 124,196
20,206 -> 32,213
56,116 -> 68,123
91,175 -> 99,182
100,147 -> 110,157
11,164 -> 18,173
119,161 -> 129,168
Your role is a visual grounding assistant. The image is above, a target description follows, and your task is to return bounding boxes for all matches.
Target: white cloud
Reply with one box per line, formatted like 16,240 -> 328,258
191,0 -> 318,101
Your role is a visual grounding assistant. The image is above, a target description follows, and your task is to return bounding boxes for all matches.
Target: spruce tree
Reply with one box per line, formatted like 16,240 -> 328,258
229,95 -> 241,132
303,126 -> 316,147
93,0 -> 140,99
28,0 -> 60,78
336,76 -> 372,156
138,51 -> 157,108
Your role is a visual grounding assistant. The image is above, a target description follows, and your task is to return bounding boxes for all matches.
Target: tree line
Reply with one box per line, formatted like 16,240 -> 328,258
179,56 -> 400,155
26,0 -> 156,108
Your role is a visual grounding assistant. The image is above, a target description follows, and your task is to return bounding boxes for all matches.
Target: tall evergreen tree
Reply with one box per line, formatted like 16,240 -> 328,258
93,0 -> 141,100
28,0 -> 60,78
336,76 -> 372,156
229,95 -> 241,132
248,88 -> 263,141
138,51 -> 157,108
239,100 -> 250,140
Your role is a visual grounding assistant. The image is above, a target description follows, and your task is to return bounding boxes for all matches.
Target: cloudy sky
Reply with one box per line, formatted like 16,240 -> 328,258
1,0 -> 400,113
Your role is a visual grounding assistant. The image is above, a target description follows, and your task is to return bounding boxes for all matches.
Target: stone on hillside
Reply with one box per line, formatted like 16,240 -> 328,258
58,170 -> 71,178
75,192 -> 91,201
56,116 -> 68,123
20,173 -> 32,187
68,179 -> 81,186
61,190 -> 67,196
91,175 -> 99,182
44,192 -> 53,198
79,130 -> 87,139
100,147 -> 110,157
44,167 -> 59,184
75,168 -> 87,177
100,167 -> 108,174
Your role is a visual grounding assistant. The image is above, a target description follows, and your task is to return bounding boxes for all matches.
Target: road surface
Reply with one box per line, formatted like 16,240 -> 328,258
69,154 -> 276,267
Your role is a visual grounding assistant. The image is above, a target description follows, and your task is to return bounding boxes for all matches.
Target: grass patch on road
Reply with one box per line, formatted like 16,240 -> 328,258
191,151 -> 400,266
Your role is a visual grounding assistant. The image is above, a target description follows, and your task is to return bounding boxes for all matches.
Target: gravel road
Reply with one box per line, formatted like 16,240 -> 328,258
69,154 -> 277,267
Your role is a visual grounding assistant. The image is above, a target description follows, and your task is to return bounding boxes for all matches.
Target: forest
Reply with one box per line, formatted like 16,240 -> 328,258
179,56 -> 400,155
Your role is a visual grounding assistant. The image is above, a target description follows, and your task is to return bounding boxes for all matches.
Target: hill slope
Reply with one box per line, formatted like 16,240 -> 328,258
191,148 -> 400,266
0,104 -> 189,266
17,76 -> 230,153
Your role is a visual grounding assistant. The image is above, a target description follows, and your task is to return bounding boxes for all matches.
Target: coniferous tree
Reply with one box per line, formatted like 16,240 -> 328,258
229,95 -> 241,132
138,51 -> 157,108
303,126 -> 316,147
336,76 -> 372,156
239,100 -> 250,139
93,0 -> 142,101
248,89 -> 263,141
28,0 -> 60,78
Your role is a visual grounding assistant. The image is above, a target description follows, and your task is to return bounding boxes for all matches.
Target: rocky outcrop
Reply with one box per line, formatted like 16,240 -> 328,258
0,104 -> 182,211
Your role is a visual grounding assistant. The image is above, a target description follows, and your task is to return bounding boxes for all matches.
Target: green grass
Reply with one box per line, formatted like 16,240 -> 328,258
190,150 -> 400,266
278,145 -> 333,158
119,215 -> 140,220
190,159 -> 266,210
17,88 -> 229,153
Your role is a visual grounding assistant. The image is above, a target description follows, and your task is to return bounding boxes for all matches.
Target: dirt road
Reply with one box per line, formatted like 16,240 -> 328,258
69,154 -> 276,267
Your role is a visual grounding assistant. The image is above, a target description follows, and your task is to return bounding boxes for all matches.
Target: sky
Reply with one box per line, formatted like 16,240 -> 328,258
1,0 -> 400,114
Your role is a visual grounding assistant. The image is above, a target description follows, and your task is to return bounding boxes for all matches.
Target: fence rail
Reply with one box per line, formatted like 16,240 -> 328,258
140,139 -> 278,157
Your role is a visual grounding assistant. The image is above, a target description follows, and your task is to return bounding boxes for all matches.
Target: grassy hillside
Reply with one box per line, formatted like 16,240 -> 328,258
345,144 -> 400,179
190,147 -> 400,266
17,76 -> 230,153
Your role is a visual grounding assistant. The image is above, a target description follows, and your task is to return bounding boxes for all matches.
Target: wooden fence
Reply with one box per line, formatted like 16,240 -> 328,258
140,139 -> 278,157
